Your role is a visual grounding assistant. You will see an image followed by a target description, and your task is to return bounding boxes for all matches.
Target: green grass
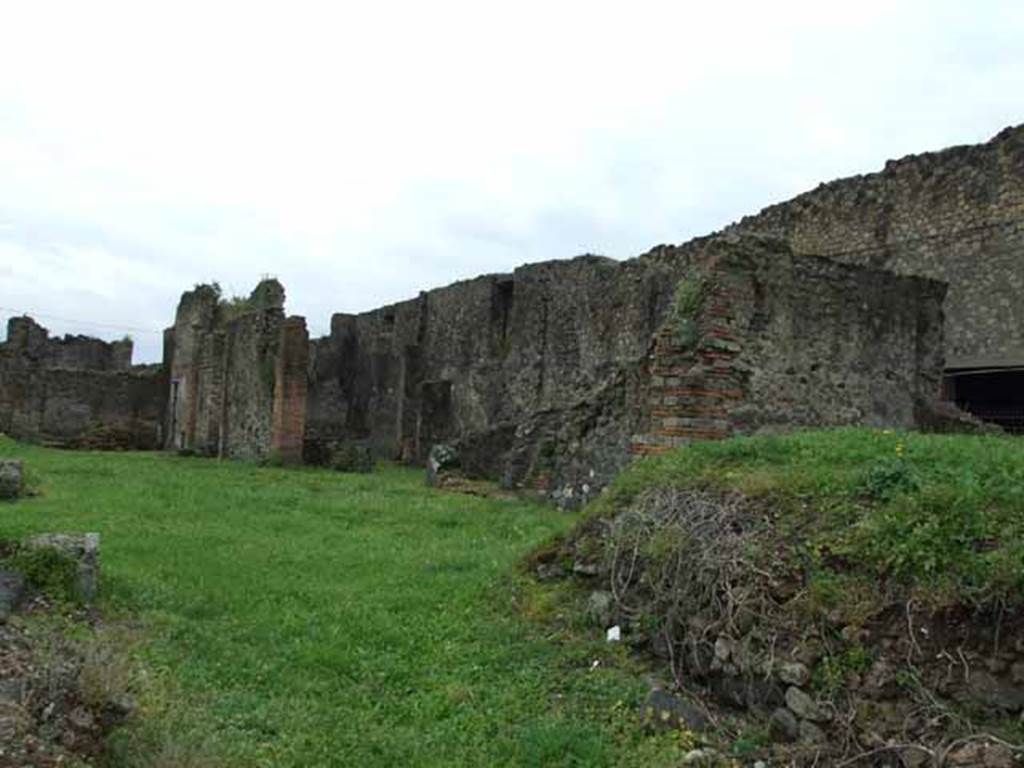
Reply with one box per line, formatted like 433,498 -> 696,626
0,437 -> 682,767
591,427 -> 1024,612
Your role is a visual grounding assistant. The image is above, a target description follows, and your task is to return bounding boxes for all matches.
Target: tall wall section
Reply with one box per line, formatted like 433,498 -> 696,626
0,317 -> 166,449
164,280 -> 309,463
728,124 -> 1024,366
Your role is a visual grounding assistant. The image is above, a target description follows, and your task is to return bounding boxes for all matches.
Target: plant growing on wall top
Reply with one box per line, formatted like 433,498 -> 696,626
671,272 -> 710,349
218,295 -> 257,322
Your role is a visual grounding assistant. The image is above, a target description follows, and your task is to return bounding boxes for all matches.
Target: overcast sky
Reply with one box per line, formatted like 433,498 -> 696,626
1,1 -> 1022,362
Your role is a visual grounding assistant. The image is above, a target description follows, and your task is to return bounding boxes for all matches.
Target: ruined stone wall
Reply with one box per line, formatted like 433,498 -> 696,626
730,125 -> 1024,365
0,317 -> 165,449
307,235 -> 948,505
634,236 -> 946,455
307,255 -> 682,501
165,281 -> 308,463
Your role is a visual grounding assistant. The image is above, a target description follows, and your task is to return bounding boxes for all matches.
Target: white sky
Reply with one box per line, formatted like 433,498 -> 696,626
1,0 -> 1022,362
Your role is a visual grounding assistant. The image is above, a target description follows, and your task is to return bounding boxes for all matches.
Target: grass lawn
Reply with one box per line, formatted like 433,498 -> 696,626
0,438 -> 681,767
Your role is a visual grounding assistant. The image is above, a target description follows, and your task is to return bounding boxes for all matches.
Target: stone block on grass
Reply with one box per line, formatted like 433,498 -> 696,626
0,460 -> 23,500
0,571 -> 26,622
426,443 -> 461,488
24,533 -> 100,603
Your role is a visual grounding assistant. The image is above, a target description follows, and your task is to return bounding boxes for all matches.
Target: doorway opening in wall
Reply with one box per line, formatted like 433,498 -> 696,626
944,367 -> 1024,434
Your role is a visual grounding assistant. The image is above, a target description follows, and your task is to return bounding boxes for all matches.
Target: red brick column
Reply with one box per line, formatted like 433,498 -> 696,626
271,317 -> 309,464
630,263 -> 747,455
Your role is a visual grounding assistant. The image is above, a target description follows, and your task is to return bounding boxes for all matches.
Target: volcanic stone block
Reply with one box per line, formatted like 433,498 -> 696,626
0,460 -> 23,500
0,571 -> 25,622
426,443 -> 461,488
24,533 -> 100,602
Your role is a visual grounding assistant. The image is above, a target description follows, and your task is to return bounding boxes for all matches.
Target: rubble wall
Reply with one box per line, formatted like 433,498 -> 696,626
308,236 -> 948,505
730,125 -> 1024,364
0,317 -> 165,449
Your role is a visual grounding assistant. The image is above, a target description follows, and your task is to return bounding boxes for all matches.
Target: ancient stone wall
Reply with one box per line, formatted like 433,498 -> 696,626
634,236 -> 946,455
730,125 -> 1024,366
308,235 -> 948,505
307,255 -> 682,501
6,125 -> 1015,480
165,280 -> 309,463
0,317 -> 165,449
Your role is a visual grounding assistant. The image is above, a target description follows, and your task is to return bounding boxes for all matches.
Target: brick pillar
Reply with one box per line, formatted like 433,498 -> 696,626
630,262 -> 746,456
271,316 -> 309,464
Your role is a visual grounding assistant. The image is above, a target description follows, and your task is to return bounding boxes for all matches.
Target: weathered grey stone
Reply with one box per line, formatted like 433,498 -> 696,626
965,671 -> 1024,712
0,571 -> 26,621
981,744 -> 1018,768
571,560 -> 599,577
0,711 -> 26,744
425,443 -> 460,488
680,747 -> 719,765
778,661 -> 810,687
585,591 -> 613,627
709,675 -> 783,710
643,689 -> 709,731
899,746 -> 932,768
945,743 -> 1018,768
713,636 -> 732,663
798,719 -> 827,744
0,460 -> 23,500
785,686 -> 829,723
24,533 -> 100,602
862,658 -> 898,699
0,678 -> 25,706
769,707 -> 799,743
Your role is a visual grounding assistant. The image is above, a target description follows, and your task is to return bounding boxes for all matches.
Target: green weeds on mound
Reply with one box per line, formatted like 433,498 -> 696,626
589,428 -> 1024,612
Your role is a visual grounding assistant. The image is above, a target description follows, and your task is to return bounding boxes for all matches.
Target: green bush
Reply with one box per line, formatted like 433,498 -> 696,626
858,456 -> 919,500
671,274 -> 709,348
7,546 -> 79,602
812,644 -> 872,697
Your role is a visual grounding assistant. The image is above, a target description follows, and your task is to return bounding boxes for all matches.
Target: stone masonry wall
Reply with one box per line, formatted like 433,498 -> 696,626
165,280 -> 309,463
0,317 -> 165,449
729,124 -> 1024,365
5,125 -> 1011,479
633,236 -> 947,455
308,235 -> 948,505
307,255 -> 682,503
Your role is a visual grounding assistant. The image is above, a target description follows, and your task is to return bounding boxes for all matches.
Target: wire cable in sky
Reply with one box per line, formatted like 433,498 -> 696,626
0,306 -> 164,335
